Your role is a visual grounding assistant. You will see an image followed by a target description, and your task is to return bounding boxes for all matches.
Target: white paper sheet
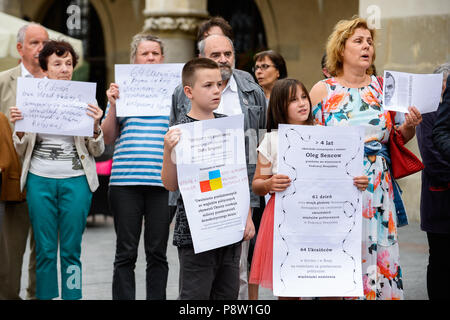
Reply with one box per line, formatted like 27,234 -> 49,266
15,77 -> 97,136
115,63 -> 183,117
383,70 -> 443,114
174,114 -> 249,253
273,124 -> 364,297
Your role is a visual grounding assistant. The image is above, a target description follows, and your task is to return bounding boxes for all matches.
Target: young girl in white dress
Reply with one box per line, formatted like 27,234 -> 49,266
249,78 -> 368,299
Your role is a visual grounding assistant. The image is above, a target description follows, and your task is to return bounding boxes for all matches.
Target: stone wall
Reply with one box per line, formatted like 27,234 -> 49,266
3,0 -> 448,223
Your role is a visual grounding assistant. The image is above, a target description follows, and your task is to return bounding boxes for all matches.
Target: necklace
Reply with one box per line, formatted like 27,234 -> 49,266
337,74 -> 371,88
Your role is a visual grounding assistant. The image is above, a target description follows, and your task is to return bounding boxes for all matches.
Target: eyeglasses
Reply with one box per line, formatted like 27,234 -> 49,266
252,64 -> 275,72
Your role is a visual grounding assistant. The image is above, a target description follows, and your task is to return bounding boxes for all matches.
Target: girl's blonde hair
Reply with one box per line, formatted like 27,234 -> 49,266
326,16 -> 376,77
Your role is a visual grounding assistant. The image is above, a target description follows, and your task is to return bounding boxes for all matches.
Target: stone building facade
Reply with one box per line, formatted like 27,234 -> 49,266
1,0 -> 449,222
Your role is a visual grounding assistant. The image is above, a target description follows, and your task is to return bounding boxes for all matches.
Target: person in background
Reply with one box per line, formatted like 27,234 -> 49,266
309,16 -> 422,300
0,112 -> 26,236
9,40 -> 104,300
417,63 -> 450,300
197,16 -> 234,43
196,16 -> 254,85
0,22 -> 48,300
433,76 -> 450,162
253,50 -> 288,102
247,49 -> 287,300
101,33 -> 172,300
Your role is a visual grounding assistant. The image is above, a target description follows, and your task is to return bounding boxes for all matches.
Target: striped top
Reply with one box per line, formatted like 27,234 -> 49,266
105,104 -> 169,187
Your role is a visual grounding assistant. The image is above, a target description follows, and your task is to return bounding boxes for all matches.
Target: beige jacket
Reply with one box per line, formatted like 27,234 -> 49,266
0,65 -> 21,129
13,131 -> 104,192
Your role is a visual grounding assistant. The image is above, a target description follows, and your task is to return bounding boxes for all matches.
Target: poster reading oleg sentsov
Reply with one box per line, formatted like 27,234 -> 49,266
274,124 -> 365,297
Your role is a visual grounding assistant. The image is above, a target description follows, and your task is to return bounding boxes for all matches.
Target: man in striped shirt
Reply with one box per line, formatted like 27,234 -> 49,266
101,33 -> 171,300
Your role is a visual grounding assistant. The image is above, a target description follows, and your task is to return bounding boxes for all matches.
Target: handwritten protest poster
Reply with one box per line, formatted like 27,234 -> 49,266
115,63 -> 183,117
273,124 -> 364,297
15,77 -> 97,136
174,114 -> 249,253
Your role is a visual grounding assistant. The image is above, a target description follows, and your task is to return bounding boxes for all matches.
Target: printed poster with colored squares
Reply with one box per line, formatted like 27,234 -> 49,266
174,114 -> 250,253
199,170 -> 223,193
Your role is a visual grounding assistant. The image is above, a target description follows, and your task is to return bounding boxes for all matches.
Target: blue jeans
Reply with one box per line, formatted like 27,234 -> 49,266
26,173 -> 92,300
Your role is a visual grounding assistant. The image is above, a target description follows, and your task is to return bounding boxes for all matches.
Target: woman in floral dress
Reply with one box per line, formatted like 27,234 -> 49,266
309,17 -> 423,300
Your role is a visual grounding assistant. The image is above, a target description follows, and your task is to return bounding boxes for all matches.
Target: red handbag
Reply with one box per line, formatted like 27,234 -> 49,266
388,112 -> 424,179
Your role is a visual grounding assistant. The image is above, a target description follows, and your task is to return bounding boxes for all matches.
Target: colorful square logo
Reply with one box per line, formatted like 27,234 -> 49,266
199,170 -> 223,193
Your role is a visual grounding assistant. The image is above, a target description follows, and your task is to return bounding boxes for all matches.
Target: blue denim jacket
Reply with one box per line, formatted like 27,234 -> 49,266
168,69 -> 267,208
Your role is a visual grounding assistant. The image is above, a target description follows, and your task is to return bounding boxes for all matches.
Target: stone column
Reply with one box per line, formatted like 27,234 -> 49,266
143,0 -> 209,63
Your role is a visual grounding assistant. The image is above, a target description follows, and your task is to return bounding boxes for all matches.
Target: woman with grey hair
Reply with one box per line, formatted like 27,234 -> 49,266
433,63 -> 450,98
416,62 -> 450,300
101,33 -> 171,300
129,33 -> 164,64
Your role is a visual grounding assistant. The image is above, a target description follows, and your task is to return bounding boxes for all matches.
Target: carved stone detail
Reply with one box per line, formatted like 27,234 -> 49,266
144,16 -> 205,34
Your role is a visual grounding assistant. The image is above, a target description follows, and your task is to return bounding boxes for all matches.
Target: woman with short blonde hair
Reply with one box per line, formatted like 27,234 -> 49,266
325,17 -> 376,77
310,16 -> 423,300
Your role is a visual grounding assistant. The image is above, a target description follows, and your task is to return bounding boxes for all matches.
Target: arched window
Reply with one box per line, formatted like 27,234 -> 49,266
41,0 -> 107,109
207,0 -> 267,74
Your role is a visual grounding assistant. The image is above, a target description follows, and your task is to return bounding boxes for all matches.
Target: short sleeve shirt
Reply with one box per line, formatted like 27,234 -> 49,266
257,130 -> 278,175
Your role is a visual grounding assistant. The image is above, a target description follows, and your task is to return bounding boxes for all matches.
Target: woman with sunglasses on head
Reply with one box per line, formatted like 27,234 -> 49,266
253,50 -> 288,102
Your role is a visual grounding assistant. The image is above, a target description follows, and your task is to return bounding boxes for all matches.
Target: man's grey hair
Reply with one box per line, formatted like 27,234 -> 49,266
433,62 -> 450,78
129,33 -> 164,63
16,22 -> 46,44
197,34 -> 234,57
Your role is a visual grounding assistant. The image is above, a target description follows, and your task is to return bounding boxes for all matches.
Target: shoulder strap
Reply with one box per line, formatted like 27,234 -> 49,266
376,76 -> 384,92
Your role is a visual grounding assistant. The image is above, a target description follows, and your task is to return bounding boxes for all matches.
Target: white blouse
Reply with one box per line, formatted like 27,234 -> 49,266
257,130 -> 278,175
29,133 -> 84,179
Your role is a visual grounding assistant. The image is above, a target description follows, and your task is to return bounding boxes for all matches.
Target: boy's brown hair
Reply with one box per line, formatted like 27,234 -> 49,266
182,57 -> 220,87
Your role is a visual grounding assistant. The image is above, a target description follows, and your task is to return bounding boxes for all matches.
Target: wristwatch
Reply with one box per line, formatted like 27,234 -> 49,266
94,127 -> 101,135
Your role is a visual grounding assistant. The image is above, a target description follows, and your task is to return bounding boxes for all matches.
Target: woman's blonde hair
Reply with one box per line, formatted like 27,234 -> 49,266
325,16 -> 376,77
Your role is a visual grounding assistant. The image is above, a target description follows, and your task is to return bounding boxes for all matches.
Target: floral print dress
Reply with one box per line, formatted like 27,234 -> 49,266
312,76 -> 404,300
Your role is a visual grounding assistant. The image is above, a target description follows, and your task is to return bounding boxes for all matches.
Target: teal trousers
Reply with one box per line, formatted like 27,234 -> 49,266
26,173 -> 92,300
